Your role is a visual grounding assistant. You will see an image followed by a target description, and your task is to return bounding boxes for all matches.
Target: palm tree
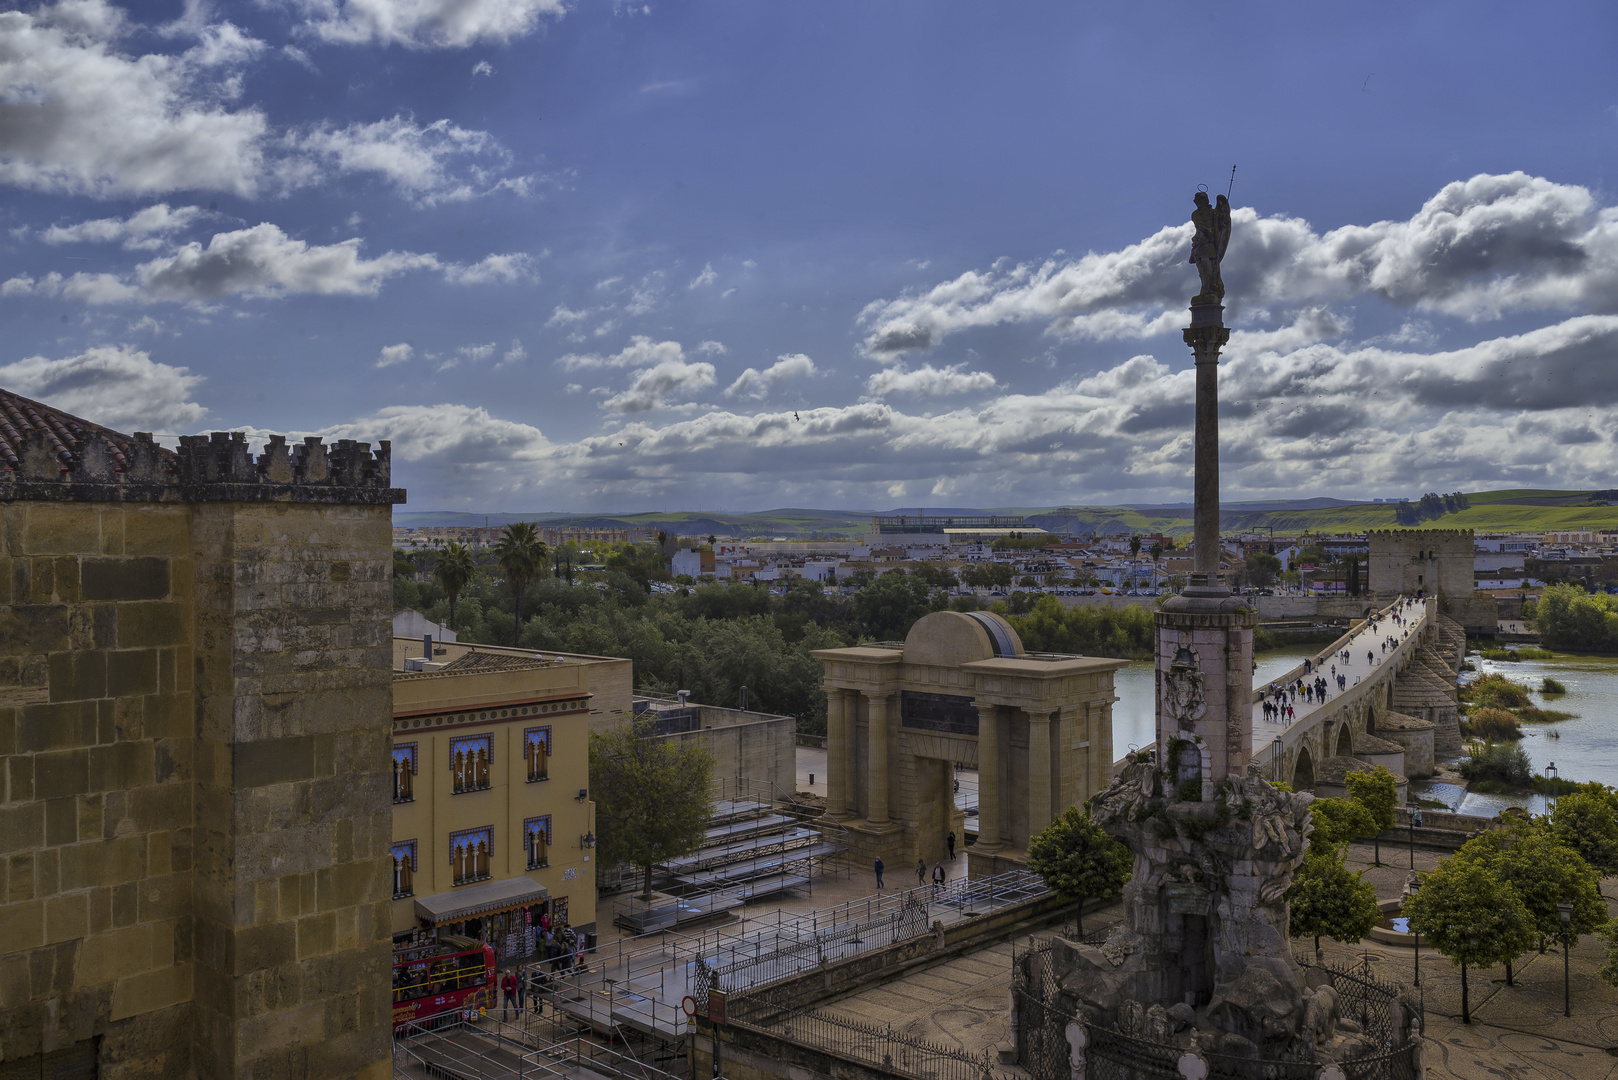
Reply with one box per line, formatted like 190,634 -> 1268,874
494,522 -> 547,645
436,542 -> 476,632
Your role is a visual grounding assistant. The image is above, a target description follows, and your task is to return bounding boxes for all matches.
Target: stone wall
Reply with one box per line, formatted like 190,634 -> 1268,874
1,418 -> 402,1079
1367,530 -> 1474,597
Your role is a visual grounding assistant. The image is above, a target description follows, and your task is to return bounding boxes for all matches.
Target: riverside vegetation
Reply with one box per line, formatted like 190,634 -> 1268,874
394,542 -> 1156,734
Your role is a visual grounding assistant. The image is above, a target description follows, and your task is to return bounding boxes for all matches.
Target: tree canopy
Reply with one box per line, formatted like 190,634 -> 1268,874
493,523 -> 547,645
1550,787 -> 1618,878
1026,806 -> 1133,936
1402,859 -> 1536,1023
1344,765 -> 1399,865
1286,849 -> 1381,956
435,541 -> 476,631
590,721 -> 715,900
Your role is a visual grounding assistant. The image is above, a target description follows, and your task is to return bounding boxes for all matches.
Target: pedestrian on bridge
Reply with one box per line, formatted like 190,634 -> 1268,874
947,830 -> 957,860
874,856 -> 885,889
917,858 -> 927,885
933,862 -> 947,894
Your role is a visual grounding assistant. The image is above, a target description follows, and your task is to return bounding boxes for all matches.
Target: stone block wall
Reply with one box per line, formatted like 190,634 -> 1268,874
1,501 -> 198,1080
1,424 -> 402,1079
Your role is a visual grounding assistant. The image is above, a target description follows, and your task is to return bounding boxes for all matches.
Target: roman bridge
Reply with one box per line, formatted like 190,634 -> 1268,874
1248,596 -> 1466,796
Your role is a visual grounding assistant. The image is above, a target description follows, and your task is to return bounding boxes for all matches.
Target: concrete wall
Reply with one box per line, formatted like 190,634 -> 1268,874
677,708 -> 796,795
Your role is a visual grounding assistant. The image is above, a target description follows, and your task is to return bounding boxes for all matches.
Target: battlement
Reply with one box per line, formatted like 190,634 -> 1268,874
1,422 -> 403,505
1366,528 -> 1473,539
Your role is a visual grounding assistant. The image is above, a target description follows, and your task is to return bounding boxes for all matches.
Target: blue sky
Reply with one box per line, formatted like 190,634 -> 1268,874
2,0 -> 1617,511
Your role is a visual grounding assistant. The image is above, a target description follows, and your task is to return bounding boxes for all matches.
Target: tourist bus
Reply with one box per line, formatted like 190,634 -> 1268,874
391,934 -> 497,1029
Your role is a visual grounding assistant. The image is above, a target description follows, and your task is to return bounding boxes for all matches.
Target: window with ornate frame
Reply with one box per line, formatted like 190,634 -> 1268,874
523,726 -> 551,782
523,815 -> 552,869
392,743 -> 418,803
449,735 -> 493,794
449,826 -> 493,886
391,840 -> 418,898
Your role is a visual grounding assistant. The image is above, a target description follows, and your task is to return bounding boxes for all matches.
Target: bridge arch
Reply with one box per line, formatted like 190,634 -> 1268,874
1292,746 -> 1316,790
1335,724 -> 1353,756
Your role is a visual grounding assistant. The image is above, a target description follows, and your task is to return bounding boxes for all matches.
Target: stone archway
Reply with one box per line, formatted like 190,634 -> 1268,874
1292,746 -> 1316,790
1335,724 -> 1353,756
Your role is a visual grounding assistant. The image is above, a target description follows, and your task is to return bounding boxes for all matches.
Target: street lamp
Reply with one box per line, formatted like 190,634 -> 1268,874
1547,762 -> 1558,808
1557,900 -> 1574,1017
1408,876 -> 1421,988
1408,802 -> 1423,870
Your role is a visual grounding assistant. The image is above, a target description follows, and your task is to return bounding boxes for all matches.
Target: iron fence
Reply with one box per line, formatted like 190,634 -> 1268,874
1013,951 -> 1423,1080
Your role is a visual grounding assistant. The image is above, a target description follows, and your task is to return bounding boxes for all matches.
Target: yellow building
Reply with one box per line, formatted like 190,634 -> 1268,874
388,639 -> 627,954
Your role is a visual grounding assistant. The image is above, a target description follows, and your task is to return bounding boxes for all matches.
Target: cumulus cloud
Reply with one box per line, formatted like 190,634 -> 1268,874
858,172 -> 1618,357
471,59 -> 493,76
499,339 -> 527,366
864,363 -> 996,398
546,305 -> 592,326
353,309 -> 1618,509
286,114 -> 515,203
42,203 -> 207,250
0,344 -> 206,431
0,223 -> 526,303
291,0 -> 567,48
557,335 -> 684,371
696,340 -> 728,355
688,262 -> 716,289
375,342 -> 414,368
601,360 -> 716,413
0,2 -> 269,197
724,353 -> 817,399
442,252 -> 533,284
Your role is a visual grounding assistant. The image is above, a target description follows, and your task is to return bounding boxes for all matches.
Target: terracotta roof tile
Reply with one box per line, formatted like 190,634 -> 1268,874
0,386 -> 175,474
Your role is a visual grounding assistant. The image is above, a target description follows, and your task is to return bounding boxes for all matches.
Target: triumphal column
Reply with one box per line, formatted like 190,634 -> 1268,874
1154,190 -> 1256,781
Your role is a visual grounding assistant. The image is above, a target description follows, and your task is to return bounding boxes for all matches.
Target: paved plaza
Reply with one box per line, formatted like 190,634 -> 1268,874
813,841 -> 1618,1080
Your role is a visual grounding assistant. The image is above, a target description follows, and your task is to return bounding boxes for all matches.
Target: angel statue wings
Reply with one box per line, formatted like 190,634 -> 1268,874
1190,191 -> 1232,303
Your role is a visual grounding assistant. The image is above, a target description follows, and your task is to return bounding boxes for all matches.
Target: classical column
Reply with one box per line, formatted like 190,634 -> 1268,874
1027,709 -> 1053,838
975,705 -> 1003,851
826,688 -> 848,819
866,692 -> 890,824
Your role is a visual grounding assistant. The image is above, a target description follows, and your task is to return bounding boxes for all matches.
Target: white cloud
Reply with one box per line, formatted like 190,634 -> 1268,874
857,172 -> 1618,357
323,403 -> 552,464
0,344 -> 206,432
688,262 -> 716,289
696,340 -> 728,355
458,342 -> 496,362
864,363 -> 996,398
42,203 -> 207,250
471,60 -> 493,76
499,339 -> 527,366
4,222 -> 438,303
291,0 -> 567,48
375,342 -> 414,368
557,335 -> 684,371
601,359 -> 716,413
0,2 -> 269,197
546,304 -> 592,326
724,352 -> 817,400
442,252 -> 533,285
287,114 -> 511,204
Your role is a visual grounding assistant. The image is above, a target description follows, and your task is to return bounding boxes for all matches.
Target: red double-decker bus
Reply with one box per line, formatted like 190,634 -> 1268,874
391,935 -> 497,1029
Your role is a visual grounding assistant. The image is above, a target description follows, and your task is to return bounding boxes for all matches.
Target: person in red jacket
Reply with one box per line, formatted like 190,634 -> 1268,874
501,970 -> 519,1021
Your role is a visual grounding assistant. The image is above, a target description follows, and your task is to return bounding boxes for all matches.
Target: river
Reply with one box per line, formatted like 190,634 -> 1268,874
1109,646 -> 1618,815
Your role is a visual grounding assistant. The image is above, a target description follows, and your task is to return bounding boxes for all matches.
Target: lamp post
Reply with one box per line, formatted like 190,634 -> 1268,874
1557,900 -> 1573,1017
1547,762 -> 1558,809
1408,802 -> 1423,870
1408,876 -> 1421,988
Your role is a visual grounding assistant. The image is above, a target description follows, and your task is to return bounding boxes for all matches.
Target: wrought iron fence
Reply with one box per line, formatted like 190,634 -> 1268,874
1013,951 -> 1423,1080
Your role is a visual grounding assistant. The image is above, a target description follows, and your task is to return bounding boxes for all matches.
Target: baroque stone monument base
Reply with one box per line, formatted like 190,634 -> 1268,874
1154,593 -> 1256,779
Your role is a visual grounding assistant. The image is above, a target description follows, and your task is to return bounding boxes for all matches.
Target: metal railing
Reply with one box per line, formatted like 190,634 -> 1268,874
751,1008 -> 998,1080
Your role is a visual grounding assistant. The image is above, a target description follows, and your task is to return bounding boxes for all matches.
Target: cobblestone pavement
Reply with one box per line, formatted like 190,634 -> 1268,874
813,841 -> 1618,1078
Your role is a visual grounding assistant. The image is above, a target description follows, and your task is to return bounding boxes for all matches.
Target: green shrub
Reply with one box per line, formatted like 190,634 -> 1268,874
1458,741 -> 1533,788
1469,673 -> 1532,710
1462,708 -> 1522,741
1542,677 -> 1567,694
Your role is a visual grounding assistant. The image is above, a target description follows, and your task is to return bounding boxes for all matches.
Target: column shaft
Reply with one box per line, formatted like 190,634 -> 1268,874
1027,710 -> 1053,837
826,689 -> 847,818
867,692 -> 890,824
976,706 -> 1002,851
1193,350 -> 1221,577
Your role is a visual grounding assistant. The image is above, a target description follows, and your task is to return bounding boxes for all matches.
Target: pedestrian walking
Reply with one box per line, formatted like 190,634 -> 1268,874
947,831 -> 957,860
515,965 -> 526,1013
932,862 -> 946,895
917,858 -> 927,885
501,970 -> 519,1021
874,856 -> 885,889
